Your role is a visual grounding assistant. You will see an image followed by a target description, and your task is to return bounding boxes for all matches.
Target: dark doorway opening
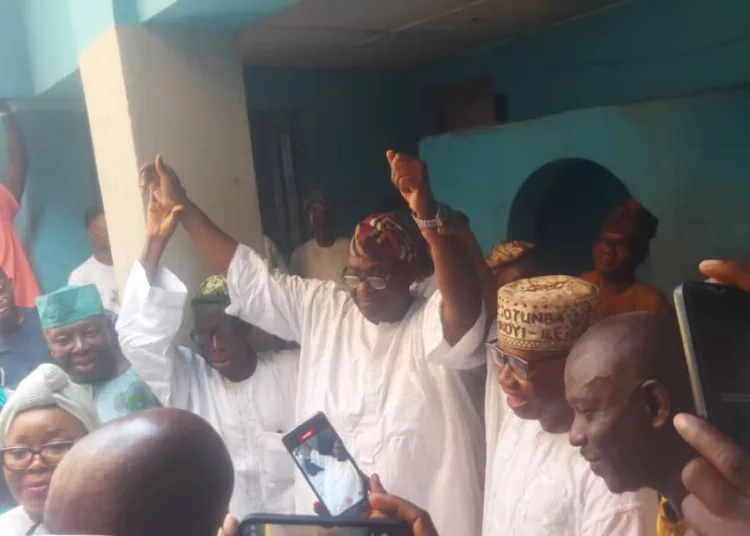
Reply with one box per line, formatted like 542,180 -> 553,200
507,159 -> 630,276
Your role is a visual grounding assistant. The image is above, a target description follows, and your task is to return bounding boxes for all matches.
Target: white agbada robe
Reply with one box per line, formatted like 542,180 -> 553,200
483,356 -> 659,535
0,506 -> 48,535
226,244 -> 487,536
116,262 -> 299,518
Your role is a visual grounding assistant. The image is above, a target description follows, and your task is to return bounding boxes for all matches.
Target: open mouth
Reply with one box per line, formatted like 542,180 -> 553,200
72,356 -> 97,373
209,358 -> 232,369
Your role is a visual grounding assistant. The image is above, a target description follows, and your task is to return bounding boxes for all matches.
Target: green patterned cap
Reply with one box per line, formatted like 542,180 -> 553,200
37,284 -> 104,329
191,275 -> 230,320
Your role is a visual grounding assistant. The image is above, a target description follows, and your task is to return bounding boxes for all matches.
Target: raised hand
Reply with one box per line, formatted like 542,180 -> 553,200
144,186 -> 183,242
139,155 -> 184,243
387,150 -> 435,219
675,413 -> 750,536
139,154 -> 187,211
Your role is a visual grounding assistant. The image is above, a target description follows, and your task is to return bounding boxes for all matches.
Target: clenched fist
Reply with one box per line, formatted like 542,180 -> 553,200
387,150 -> 436,220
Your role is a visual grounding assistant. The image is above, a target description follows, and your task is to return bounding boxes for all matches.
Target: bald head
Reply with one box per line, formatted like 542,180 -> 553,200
566,312 -> 694,494
567,312 -> 692,410
44,408 -> 233,536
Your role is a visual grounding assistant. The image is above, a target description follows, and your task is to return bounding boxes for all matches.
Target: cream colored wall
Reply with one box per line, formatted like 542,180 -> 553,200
79,26 -> 262,324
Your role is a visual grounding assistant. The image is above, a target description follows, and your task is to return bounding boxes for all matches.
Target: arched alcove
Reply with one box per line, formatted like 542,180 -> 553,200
507,158 -> 630,276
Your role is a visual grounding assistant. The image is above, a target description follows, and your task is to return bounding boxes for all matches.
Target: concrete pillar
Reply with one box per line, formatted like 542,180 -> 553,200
79,27 -> 262,313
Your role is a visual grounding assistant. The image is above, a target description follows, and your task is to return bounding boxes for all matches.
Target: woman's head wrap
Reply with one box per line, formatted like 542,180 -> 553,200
0,364 -> 100,446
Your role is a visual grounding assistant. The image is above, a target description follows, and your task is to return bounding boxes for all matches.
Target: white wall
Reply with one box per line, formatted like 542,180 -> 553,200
79,26 -> 262,327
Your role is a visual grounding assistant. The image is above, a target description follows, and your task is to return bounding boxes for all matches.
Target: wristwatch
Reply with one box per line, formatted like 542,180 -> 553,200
412,202 -> 451,229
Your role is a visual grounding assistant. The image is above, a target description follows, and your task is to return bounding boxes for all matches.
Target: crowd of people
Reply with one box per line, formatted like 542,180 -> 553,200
0,102 -> 746,536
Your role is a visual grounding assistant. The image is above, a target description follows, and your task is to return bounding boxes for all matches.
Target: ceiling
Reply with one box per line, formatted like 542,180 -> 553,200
238,0 -> 626,67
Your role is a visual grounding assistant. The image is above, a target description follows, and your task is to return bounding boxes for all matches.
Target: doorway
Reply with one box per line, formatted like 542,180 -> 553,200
507,158 -> 630,276
249,111 -> 303,259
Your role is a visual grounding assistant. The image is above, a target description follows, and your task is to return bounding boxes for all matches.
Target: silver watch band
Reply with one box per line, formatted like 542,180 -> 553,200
413,202 -> 449,229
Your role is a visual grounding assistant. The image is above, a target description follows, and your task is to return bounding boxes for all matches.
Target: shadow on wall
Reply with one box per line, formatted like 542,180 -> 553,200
508,158 -> 630,276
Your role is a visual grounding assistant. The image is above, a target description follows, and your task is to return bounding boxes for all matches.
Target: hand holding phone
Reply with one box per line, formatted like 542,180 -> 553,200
674,281 -> 750,449
283,412 -> 368,517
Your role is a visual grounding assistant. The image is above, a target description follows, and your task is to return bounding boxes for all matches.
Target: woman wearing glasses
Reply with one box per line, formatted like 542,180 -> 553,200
0,363 -> 100,535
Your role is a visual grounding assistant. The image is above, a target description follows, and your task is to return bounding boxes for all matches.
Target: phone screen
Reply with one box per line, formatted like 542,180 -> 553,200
242,524 -> 369,536
680,283 -> 750,449
284,414 -> 367,517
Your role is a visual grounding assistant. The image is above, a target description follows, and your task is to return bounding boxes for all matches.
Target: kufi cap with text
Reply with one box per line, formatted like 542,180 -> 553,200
497,275 -> 600,352
37,284 -> 104,330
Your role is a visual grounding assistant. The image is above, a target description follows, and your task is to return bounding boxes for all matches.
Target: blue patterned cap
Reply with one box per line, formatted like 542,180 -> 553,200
37,284 -> 104,329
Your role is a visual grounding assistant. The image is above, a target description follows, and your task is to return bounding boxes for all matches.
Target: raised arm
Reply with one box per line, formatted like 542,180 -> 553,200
0,102 -> 28,203
117,179 -> 194,408
388,151 -> 481,345
437,215 -> 497,328
141,155 -> 236,275
140,155 -> 325,344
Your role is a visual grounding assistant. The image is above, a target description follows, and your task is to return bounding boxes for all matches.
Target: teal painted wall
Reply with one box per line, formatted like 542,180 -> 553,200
420,87 -> 750,292
0,0 -> 33,96
21,0 -> 77,95
414,0 -> 750,121
0,110 -> 97,292
143,0 -> 299,26
245,66 -> 420,237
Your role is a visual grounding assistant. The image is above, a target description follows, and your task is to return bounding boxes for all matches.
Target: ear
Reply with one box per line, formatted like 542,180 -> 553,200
640,379 -> 671,428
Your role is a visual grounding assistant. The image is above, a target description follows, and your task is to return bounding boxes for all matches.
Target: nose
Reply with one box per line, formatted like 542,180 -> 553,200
568,414 -> 588,448
209,334 -> 227,353
26,452 -> 47,473
71,334 -> 89,353
496,363 -> 518,390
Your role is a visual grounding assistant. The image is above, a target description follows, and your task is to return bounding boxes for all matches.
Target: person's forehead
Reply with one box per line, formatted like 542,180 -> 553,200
46,316 -> 105,336
195,310 -> 232,328
497,342 -> 567,362
346,255 -> 392,274
6,407 -> 80,439
565,343 -> 629,402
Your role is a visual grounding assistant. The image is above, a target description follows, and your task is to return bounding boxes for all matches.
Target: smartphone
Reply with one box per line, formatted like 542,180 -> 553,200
283,412 -> 368,518
674,282 -> 750,449
238,514 -> 412,536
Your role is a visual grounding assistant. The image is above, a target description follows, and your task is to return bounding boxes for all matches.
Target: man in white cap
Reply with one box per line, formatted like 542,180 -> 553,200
116,175 -> 299,518
483,275 -> 658,535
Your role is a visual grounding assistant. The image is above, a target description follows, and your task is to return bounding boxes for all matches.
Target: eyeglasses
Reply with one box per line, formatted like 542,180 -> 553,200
190,318 -> 243,347
341,270 -> 388,291
486,339 -> 566,381
0,441 -> 76,471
